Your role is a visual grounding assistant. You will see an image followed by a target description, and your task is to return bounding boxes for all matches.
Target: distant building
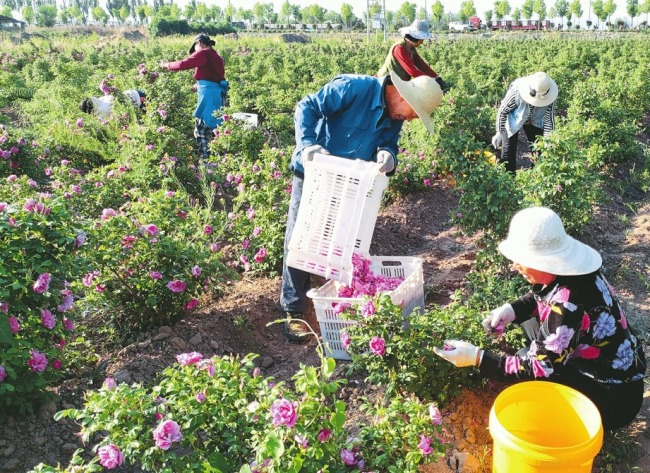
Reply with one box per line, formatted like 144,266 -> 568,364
0,15 -> 25,30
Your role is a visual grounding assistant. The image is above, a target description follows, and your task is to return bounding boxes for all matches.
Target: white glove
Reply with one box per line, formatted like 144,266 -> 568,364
491,133 -> 503,149
433,340 -> 483,367
481,303 -> 515,335
301,144 -> 328,164
376,150 -> 395,173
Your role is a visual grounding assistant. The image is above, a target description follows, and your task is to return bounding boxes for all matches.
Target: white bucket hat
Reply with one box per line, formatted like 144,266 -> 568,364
398,19 -> 432,41
517,72 -> 558,107
498,207 -> 602,276
390,70 -> 442,134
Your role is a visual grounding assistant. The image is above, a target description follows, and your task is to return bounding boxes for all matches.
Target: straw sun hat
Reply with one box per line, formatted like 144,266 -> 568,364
498,207 -> 602,276
390,70 -> 442,134
398,19 -> 432,41
517,72 -> 558,107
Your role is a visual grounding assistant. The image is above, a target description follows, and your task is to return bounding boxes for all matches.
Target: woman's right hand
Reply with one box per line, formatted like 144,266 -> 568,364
481,304 -> 515,335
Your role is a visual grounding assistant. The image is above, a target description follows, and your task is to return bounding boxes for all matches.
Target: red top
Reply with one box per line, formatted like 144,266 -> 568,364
393,43 -> 437,78
167,48 -> 225,83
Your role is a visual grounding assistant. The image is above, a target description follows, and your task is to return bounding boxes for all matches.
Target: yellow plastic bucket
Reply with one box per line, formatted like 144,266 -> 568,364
489,381 -> 603,473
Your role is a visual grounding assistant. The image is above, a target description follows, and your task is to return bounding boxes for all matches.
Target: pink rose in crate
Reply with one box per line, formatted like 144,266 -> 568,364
270,398 -> 298,427
97,444 -> 124,469
152,419 -> 183,450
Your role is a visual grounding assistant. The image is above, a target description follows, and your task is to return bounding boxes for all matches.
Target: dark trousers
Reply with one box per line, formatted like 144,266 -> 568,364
499,124 -> 543,173
519,319 -> 645,430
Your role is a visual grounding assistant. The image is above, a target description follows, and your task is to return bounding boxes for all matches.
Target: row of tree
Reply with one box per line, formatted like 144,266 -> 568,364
1,0 -> 649,29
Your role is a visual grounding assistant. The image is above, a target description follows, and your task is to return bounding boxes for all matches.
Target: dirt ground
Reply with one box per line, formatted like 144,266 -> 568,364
1,165 -> 649,472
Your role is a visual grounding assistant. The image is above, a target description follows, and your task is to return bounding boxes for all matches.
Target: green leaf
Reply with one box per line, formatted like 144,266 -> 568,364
0,317 -> 13,345
207,451 -> 230,472
261,431 -> 284,460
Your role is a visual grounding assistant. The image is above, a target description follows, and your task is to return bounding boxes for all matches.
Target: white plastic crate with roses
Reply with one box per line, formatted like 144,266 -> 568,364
287,154 -> 425,360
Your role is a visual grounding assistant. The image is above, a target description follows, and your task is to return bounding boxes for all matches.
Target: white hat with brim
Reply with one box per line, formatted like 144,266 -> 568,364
498,207 -> 602,276
390,70 -> 442,134
398,19 -> 432,40
517,72 -> 558,107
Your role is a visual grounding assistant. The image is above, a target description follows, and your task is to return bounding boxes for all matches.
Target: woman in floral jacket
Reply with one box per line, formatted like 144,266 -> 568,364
434,207 -> 646,430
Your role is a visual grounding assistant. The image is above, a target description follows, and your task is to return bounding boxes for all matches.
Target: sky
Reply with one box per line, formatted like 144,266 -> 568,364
225,0 -> 634,25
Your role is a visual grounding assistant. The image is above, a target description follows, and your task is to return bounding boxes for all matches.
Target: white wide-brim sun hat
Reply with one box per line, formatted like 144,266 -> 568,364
390,70 -> 442,134
498,207 -> 602,276
517,72 -> 558,107
398,19 -> 432,41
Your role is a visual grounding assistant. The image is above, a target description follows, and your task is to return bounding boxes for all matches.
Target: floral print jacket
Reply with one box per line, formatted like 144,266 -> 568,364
480,270 -> 646,384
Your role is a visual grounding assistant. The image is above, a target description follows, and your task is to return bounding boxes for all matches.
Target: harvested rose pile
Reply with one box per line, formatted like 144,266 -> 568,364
336,253 -> 404,298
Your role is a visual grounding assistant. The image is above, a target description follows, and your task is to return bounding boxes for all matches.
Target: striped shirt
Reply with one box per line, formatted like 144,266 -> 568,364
496,85 -> 556,136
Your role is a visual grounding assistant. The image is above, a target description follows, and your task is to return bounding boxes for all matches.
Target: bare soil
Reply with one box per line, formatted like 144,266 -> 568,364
1,165 -> 649,472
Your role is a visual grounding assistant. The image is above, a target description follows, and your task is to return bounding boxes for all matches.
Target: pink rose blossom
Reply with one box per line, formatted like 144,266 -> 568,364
145,224 -> 159,236
167,280 -> 187,293
185,299 -> 199,310
0,301 -> 8,313
317,429 -> 332,442
369,336 -> 385,356
252,227 -> 262,237
196,392 -> 206,403
246,207 -> 255,219
150,271 -> 162,280
41,309 -> 56,329
9,316 -> 19,334
294,435 -> 308,448
341,331 -> 351,350
204,225 -> 213,235
242,239 -> 250,250
361,300 -> 376,318
33,273 -> 51,293
270,398 -> 298,427
104,377 -> 117,390
62,317 -> 75,330
57,294 -> 74,312
341,448 -> 356,466
429,405 -> 443,425
0,366 -> 7,382
176,352 -> 203,366
418,434 -> 433,455
101,208 -> 118,220
152,419 -> 183,450
191,265 -> 202,277
52,359 -> 63,370
210,243 -> 220,252
97,444 -> 124,469
28,350 -> 48,372
254,248 -> 267,263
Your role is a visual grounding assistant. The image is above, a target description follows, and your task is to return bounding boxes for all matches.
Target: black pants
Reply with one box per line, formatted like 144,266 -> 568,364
499,124 -> 543,173
520,319 -> 645,430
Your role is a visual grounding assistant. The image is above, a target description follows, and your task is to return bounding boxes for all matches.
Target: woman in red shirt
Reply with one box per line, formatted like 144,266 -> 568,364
160,33 -> 228,160
378,20 -> 447,92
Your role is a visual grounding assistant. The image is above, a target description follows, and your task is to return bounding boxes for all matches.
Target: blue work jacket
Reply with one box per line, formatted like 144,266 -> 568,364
291,74 -> 403,176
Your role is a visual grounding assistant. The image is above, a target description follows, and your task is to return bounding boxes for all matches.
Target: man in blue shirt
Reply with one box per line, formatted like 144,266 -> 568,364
281,71 -> 442,341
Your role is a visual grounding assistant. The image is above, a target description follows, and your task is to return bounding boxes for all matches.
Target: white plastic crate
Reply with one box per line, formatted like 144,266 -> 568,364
287,154 -> 389,285
308,256 -> 425,360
